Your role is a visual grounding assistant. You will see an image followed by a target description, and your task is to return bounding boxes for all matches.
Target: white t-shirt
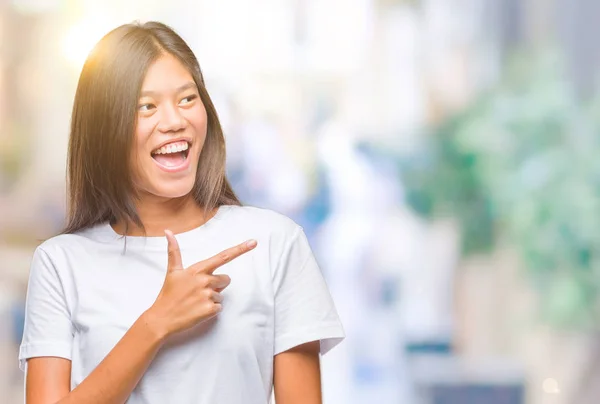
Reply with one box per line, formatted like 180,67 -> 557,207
19,205 -> 344,403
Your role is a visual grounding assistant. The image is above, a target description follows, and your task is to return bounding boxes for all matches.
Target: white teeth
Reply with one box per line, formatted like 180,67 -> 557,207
152,141 -> 189,155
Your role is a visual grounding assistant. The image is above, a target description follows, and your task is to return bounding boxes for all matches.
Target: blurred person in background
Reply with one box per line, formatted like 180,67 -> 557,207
18,21 -> 344,404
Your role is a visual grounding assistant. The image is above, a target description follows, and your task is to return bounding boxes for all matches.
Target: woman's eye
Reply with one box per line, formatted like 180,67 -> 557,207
180,94 -> 197,105
138,103 -> 155,112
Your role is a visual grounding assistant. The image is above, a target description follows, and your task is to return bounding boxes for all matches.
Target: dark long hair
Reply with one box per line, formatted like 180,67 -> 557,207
63,21 -> 240,234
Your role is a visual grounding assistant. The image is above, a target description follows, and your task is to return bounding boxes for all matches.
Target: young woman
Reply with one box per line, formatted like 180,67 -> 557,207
19,21 -> 344,404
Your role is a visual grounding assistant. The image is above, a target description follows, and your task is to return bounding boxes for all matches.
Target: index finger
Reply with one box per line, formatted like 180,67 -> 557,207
192,239 -> 257,274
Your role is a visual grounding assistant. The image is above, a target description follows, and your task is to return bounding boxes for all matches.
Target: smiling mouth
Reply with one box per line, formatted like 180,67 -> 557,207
151,140 -> 190,169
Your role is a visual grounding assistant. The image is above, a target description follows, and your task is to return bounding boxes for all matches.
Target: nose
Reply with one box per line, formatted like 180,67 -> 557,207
157,103 -> 186,133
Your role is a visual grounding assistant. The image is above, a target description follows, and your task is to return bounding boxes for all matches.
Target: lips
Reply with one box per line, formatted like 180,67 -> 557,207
151,140 -> 191,173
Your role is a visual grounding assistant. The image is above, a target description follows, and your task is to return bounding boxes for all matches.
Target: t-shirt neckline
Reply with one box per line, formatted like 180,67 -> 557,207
90,204 -> 233,250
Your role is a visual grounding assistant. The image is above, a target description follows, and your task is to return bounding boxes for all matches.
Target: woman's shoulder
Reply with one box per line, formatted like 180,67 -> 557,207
35,225 -> 106,259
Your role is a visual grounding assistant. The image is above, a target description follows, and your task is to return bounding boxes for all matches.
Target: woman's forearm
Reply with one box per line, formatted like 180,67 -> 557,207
56,310 -> 166,404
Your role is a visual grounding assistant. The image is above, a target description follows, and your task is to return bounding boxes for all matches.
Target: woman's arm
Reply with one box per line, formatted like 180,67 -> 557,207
273,341 -> 322,404
26,358 -> 71,404
25,234 -> 256,404
27,312 -> 164,404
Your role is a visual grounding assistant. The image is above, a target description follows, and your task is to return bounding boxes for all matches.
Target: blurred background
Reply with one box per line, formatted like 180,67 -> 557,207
1,0 -> 600,403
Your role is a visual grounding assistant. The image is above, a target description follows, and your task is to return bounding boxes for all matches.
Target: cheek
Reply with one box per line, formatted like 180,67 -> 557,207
186,104 -> 208,137
136,119 -> 155,145
131,121 -> 154,180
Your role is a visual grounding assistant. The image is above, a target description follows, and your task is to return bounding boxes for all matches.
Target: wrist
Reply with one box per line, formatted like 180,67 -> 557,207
140,308 -> 169,344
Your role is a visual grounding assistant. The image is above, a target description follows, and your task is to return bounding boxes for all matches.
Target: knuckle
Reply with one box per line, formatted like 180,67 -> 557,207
191,262 -> 206,273
203,275 -> 215,289
196,274 -> 210,288
204,302 -> 220,315
202,288 -> 213,300
218,251 -> 230,263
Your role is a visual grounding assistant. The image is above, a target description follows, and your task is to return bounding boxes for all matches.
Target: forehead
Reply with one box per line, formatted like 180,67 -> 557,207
141,53 -> 195,92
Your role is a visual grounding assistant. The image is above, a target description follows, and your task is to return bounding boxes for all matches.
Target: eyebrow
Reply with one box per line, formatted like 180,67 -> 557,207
140,82 -> 198,98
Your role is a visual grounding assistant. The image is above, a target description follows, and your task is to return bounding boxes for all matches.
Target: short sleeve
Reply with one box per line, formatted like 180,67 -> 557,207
18,247 -> 74,371
272,226 -> 345,356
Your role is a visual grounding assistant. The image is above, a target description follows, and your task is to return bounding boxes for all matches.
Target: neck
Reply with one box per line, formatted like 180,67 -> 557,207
112,194 -> 215,237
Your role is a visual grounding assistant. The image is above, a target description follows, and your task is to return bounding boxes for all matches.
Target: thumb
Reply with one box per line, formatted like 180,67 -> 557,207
165,230 -> 183,272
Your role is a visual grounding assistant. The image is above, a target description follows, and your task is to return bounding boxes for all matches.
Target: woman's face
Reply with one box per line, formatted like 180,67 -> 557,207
131,53 -> 207,200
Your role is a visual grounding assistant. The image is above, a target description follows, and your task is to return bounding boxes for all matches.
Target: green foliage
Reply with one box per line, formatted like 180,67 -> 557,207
401,52 -> 600,329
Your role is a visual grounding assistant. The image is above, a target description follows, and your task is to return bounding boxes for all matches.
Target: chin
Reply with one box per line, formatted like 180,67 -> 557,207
148,179 -> 196,200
